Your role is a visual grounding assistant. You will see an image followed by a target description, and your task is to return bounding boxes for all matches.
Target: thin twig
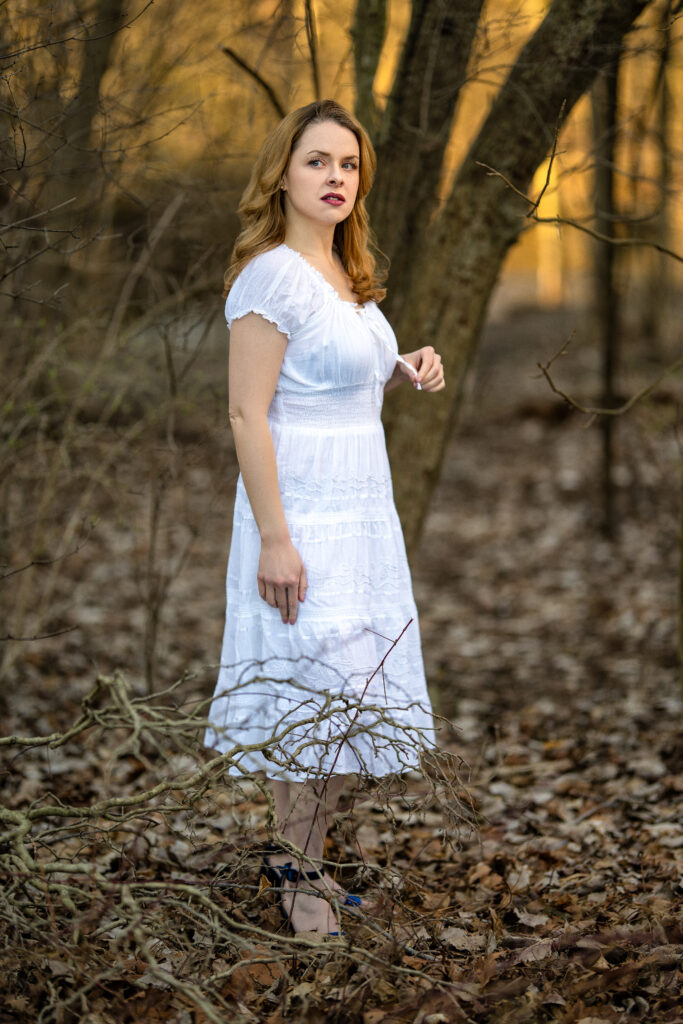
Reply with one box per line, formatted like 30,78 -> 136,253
476,160 -> 683,264
1,533 -> 93,581
529,99 -> 566,215
537,345 -> 683,417
1,626 -> 77,643
1,1 -> 154,60
219,46 -> 286,118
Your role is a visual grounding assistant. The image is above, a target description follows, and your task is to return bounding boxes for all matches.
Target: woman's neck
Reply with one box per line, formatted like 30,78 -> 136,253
283,222 -> 336,265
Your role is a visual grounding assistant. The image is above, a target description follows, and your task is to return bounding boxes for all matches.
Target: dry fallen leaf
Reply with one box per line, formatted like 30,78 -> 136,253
439,926 -> 487,952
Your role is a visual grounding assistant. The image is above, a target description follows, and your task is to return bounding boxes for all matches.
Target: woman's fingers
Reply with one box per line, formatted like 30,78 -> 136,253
263,580 -> 297,623
422,363 -> 445,390
257,540 -> 307,624
260,579 -> 289,616
398,357 -> 418,379
416,347 -> 438,384
399,347 -> 445,391
298,563 -> 308,604
415,347 -> 445,391
395,347 -> 447,391
274,583 -> 295,624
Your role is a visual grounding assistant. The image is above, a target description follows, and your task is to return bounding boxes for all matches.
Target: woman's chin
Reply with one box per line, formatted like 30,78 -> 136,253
292,204 -> 353,228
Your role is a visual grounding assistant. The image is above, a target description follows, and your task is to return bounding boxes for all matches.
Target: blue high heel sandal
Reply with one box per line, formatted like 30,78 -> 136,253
261,843 -> 363,910
260,847 -> 356,936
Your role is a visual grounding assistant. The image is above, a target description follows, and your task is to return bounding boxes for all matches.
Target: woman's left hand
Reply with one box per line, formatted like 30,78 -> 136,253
400,346 -> 445,391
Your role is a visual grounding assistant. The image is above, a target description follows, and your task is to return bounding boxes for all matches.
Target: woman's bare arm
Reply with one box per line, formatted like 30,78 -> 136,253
228,313 -> 307,625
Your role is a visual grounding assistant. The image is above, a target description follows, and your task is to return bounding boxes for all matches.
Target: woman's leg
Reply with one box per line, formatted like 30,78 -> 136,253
267,775 -> 347,933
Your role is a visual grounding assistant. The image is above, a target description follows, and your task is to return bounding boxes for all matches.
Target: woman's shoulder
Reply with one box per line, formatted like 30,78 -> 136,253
225,244 -> 319,335
228,244 -> 310,299
233,243 -> 301,283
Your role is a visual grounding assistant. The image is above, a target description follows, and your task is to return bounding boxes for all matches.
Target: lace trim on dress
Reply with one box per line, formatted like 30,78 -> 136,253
229,561 -> 410,598
203,652 -> 435,781
233,517 -> 398,541
280,244 -> 365,310
227,305 -> 290,338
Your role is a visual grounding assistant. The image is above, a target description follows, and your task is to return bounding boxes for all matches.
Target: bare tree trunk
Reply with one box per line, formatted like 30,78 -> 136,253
591,55 -> 621,541
368,0 -> 484,302
350,0 -> 388,136
47,0 -> 126,221
376,0 -> 650,554
680,454 -> 683,705
640,0 -> 673,348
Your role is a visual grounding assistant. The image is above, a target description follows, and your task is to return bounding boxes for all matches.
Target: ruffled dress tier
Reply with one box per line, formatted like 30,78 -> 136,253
204,243 -> 436,782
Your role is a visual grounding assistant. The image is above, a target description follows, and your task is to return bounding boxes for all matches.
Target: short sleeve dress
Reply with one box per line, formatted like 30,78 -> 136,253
204,243 -> 437,782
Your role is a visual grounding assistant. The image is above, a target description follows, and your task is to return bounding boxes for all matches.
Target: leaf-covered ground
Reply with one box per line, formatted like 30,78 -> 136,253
1,307 -> 681,1022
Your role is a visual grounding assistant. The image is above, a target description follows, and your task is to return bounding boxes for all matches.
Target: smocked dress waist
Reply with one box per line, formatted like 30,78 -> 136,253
268,382 -> 384,430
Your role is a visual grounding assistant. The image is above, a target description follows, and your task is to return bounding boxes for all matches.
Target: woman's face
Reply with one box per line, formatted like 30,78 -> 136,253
281,120 -> 360,228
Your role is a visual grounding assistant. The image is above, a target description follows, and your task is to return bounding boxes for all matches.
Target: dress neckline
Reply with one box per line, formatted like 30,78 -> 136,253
279,243 -> 365,311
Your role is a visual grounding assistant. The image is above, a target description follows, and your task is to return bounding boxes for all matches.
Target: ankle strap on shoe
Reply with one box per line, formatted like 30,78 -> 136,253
272,861 -> 324,884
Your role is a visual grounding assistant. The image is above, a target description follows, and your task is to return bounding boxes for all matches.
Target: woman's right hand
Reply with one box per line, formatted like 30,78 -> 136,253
257,538 -> 308,625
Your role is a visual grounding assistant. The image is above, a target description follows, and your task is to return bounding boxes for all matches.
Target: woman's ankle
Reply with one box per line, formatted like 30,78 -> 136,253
283,880 -> 340,934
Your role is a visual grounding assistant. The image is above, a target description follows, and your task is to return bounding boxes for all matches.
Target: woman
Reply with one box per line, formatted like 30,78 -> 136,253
204,99 -> 445,936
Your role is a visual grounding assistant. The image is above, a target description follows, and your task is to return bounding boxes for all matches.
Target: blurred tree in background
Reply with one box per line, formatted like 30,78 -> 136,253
1,0 -> 681,684
361,0 -> 659,549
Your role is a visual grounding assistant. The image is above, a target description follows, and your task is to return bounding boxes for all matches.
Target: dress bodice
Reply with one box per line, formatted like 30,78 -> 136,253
225,244 -> 399,410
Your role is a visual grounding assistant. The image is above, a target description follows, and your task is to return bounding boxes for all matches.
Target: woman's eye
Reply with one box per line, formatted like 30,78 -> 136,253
308,159 -> 357,170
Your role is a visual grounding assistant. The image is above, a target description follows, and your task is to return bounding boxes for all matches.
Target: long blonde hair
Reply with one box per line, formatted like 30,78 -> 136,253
224,99 -> 386,304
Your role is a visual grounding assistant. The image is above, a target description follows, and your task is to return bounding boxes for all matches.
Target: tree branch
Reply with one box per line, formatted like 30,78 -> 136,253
0,1 -> 154,60
219,46 -> 286,119
1,626 -> 77,643
475,160 -> 683,264
536,340 -> 683,417
304,0 -> 321,101
528,100 -> 566,215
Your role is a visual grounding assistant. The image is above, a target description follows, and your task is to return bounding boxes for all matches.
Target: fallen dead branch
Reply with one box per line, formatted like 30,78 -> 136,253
0,660 -> 473,1023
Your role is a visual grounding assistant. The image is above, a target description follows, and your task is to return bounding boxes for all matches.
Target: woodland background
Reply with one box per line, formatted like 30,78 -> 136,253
1,1 -> 682,1022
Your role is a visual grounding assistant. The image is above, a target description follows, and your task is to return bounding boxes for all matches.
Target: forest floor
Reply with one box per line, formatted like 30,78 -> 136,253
1,299 -> 681,1023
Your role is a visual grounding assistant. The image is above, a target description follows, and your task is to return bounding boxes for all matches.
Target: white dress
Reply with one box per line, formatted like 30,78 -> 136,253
204,243 -> 437,782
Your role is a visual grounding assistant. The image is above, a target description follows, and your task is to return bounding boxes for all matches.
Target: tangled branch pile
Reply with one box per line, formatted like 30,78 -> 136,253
0,672 -> 472,1022
1,664 -> 681,1023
